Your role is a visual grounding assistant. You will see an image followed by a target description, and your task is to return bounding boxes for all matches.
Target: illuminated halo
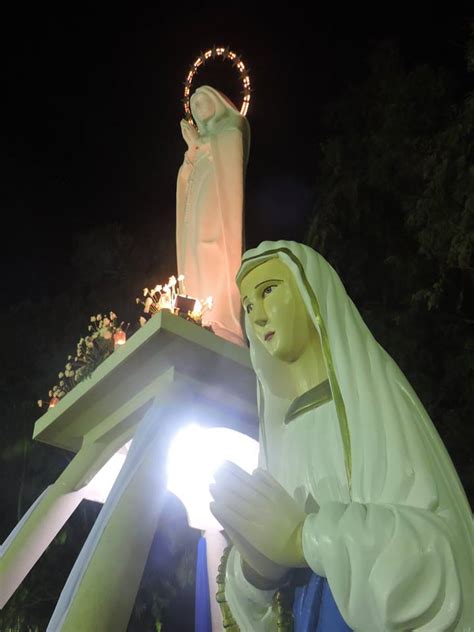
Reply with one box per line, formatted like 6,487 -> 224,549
183,46 -> 251,125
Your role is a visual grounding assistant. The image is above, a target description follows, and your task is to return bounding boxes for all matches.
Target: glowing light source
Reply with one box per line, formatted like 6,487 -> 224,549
113,330 -> 127,348
183,46 -> 252,125
137,274 -> 212,327
167,425 -> 259,531
75,423 -> 258,530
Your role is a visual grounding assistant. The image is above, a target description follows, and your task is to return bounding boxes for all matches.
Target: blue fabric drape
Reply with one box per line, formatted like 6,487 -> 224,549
195,539 -> 350,631
293,573 -> 352,631
195,536 -> 212,632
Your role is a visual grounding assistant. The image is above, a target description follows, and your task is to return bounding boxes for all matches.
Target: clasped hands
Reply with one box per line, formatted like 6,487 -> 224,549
180,119 -> 200,154
210,461 -> 307,586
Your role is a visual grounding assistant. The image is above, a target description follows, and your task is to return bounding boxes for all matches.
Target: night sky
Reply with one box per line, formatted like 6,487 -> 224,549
2,8 -> 471,308
0,10 -> 472,629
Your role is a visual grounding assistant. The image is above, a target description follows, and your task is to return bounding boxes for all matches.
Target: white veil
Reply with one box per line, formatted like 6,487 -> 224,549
236,240 -> 472,629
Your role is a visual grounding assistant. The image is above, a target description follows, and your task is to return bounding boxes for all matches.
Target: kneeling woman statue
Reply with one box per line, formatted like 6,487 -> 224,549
210,240 -> 472,631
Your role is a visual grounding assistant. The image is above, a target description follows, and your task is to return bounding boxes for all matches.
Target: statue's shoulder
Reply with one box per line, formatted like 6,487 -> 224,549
210,122 -> 244,139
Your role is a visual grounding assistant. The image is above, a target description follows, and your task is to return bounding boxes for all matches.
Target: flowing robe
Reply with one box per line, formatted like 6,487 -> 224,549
226,387 -> 471,630
225,240 -> 473,631
176,87 -> 249,346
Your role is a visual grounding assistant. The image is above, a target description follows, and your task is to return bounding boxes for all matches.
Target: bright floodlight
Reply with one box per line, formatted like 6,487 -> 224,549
167,425 -> 259,531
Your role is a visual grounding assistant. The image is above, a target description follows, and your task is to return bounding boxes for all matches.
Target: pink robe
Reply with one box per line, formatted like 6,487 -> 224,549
176,87 -> 250,346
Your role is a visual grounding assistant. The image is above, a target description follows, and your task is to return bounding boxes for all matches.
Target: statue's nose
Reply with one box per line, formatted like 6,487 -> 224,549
254,306 -> 268,327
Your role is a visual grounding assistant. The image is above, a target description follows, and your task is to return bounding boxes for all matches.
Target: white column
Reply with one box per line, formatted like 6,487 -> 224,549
47,394 -> 184,632
0,442 -> 107,608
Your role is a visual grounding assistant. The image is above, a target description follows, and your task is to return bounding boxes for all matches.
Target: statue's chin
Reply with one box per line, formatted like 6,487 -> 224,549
267,344 -> 295,364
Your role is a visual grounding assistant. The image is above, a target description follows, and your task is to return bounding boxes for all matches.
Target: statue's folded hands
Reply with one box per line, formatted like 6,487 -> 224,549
180,118 -> 199,149
210,461 -> 307,569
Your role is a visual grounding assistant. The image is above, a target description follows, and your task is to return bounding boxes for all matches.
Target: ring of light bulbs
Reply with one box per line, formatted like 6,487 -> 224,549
183,46 -> 251,126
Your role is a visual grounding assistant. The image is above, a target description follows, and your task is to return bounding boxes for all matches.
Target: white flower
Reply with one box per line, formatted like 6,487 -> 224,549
144,297 -> 153,313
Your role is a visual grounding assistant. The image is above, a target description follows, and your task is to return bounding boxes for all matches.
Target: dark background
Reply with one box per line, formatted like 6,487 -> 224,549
1,9 -> 471,304
1,8 -> 472,631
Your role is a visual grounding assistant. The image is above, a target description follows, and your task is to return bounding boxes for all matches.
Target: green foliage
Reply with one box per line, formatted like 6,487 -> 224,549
307,39 -> 474,504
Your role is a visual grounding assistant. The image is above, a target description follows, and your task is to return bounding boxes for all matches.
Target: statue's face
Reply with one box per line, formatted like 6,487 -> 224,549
190,92 -> 216,123
240,258 -> 318,363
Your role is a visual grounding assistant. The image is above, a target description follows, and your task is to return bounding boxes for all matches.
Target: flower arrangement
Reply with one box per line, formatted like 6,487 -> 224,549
38,312 -> 129,409
38,273 -> 214,411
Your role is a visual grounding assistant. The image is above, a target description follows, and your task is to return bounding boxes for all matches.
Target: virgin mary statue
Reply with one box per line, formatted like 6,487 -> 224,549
210,240 -> 472,630
176,86 -> 250,346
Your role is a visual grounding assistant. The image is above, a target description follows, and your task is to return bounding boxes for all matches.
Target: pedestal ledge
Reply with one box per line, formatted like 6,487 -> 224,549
33,310 -> 258,453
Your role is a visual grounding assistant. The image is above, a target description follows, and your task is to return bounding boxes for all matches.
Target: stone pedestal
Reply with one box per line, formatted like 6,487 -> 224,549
0,311 -> 258,631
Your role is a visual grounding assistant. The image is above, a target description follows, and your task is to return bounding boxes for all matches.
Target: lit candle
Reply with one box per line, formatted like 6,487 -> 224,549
114,331 -> 127,348
158,294 -> 172,311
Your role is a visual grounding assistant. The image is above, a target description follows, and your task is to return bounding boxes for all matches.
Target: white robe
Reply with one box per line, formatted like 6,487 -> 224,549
176,86 -> 250,346
226,398 -> 471,631
227,240 -> 473,631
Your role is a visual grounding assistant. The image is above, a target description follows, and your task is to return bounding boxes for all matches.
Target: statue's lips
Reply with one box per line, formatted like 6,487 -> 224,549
264,331 -> 275,342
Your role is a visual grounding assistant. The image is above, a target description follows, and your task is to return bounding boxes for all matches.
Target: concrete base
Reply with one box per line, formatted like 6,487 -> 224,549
0,312 -> 258,630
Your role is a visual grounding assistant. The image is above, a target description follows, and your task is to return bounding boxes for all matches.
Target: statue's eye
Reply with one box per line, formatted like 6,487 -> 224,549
246,303 -> 253,314
263,285 -> 276,297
